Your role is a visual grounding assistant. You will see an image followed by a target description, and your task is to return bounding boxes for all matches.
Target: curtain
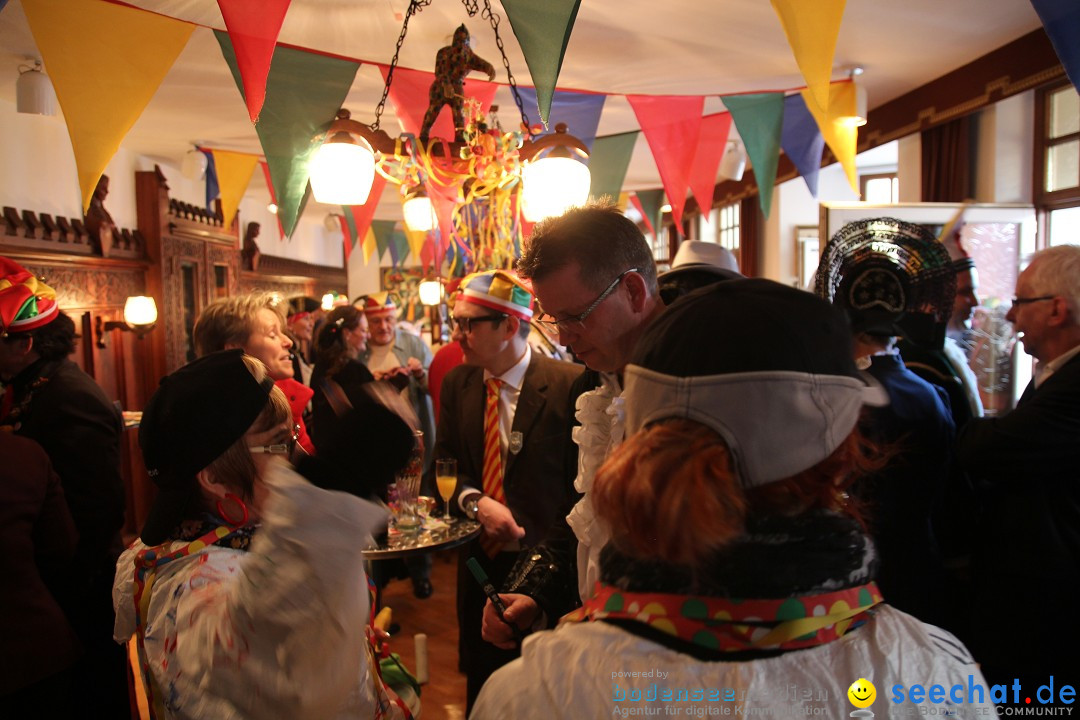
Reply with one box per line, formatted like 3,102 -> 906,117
921,115 -> 974,202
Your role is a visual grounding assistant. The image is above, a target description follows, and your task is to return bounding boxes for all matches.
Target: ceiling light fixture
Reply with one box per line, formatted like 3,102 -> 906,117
403,186 -> 436,232
16,58 -> 56,116
840,67 -> 868,128
718,141 -> 746,182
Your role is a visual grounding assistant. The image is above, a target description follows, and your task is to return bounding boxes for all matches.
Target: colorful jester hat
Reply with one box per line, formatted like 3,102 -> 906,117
0,257 -> 59,337
459,269 -> 534,321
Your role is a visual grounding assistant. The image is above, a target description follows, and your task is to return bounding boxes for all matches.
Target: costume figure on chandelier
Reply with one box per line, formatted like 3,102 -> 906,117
419,24 -> 495,143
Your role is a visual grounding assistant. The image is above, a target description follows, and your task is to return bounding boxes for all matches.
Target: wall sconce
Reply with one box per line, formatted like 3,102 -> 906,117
719,141 -> 747,182
96,296 -> 158,348
418,279 -> 443,306
16,58 -> 57,116
520,124 -> 591,222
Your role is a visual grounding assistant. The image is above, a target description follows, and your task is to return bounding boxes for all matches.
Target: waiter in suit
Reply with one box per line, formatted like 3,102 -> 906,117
433,270 -> 582,710
957,244 -> 1080,696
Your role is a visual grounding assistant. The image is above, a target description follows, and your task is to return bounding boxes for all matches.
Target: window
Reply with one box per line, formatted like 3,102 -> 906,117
860,173 -> 899,204
717,202 -> 740,251
1035,82 -> 1080,209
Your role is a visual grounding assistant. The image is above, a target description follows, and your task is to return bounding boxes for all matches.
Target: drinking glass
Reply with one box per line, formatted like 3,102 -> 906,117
436,458 -> 457,522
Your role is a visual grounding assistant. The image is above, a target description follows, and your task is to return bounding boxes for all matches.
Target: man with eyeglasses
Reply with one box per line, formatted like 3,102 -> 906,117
956,244 -> 1080,695
480,202 -> 665,650
433,269 -> 581,710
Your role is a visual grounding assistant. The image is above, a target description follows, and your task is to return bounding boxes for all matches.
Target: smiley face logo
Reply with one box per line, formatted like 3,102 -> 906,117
847,678 -> 876,708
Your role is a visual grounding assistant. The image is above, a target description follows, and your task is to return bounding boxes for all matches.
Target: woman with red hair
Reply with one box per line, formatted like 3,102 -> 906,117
473,280 -> 993,719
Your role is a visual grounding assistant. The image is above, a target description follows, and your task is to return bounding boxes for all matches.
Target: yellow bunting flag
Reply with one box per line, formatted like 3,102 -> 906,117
362,227 -> 378,264
403,226 -> 428,265
801,82 -> 860,196
210,149 -> 259,230
771,0 -> 847,114
22,0 -> 194,211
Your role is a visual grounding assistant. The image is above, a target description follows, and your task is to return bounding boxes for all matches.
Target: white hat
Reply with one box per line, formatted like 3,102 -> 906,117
668,241 -> 740,274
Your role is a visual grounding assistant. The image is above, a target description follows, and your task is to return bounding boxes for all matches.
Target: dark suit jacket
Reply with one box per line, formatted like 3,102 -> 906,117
434,352 -> 583,546
956,351 -> 1080,681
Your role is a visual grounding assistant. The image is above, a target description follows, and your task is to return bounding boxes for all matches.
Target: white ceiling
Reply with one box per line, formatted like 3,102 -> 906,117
0,0 -> 1044,221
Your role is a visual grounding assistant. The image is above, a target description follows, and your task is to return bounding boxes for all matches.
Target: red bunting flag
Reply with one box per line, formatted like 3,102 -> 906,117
339,214 -> 353,263
688,113 -> 733,217
216,0 -> 292,123
381,65 -> 498,141
345,173 -> 389,262
629,193 -> 655,237
627,95 -> 705,236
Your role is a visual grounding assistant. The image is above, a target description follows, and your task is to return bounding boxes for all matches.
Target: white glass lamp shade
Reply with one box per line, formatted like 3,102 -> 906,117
403,194 -> 436,232
418,280 -> 442,306
16,65 -> 56,116
321,293 -> 337,311
181,150 -> 208,180
719,143 -> 746,182
521,155 -> 591,222
840,81 -> 869,127
123,296 -> 158,327
309,135 -> 376,205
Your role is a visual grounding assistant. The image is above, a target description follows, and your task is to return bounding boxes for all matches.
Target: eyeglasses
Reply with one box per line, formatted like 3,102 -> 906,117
249,424 -> 300,455
449,314 -> 507,334
1010,295 -> 1055,307
535,267 -> 640,336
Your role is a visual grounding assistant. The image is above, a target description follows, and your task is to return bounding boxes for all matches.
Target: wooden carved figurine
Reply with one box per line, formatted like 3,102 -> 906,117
84,174 -> 117,255
419,24 -> 495,143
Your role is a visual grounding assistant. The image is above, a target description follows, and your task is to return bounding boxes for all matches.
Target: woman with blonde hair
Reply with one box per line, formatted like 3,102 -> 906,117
473,280 -> 994,719
113,350 -> 414,718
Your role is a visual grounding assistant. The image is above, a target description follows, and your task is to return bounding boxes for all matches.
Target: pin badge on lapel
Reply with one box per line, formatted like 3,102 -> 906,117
509,431 -> 523,455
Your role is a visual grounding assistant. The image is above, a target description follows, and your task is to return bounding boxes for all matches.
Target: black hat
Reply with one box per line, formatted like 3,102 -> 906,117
814,217 -> 956,349
623,279 -> 887,485
139,350 -> 275,545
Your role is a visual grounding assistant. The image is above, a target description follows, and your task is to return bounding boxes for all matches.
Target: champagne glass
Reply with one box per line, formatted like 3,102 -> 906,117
436,458 -> 457,522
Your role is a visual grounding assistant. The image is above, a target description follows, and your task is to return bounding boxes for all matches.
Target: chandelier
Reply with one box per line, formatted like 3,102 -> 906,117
308,0 -> 591,273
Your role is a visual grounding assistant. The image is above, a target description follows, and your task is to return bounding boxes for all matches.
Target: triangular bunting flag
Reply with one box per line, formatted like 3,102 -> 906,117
345,173 -> 389,264
204,149 -> 220,214
722,93 -> 785,218
516,87 -> 605,151
210,149 -> 259,229
22,0 -> 194,211
260,161 -> 285,239
780,94 -> 826,198
688,113 -> 733,216
218,31 -> 359,237
381,65 -> 498,141
588,131 -> 638,203
390,227 -> 411,267
361,227 -> 378,263
501,0 -> 583,127
801,82 -> 860,195
403,225 -> 428,267
372,220 -> 396,261
634,189 -> 665,239
339,211 -> 357,263
1030,0 -> 1080,96
216,0 -> 292,123
770,0 -> 847,114
427,180 -> 462,264
628,95 -> 705,235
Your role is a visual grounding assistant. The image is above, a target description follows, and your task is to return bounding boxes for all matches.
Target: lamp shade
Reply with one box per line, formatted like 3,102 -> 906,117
418,280 -> 442,306
403,192 -> 436,232
181,149 -> 208,180
841,79 -> 868,127
719,142 -> 746,182
321,292 -> 337,311
16,63 -> 57,116
123,296 -> 158,327
309,133 -> 376,205
521,155 -> 591,222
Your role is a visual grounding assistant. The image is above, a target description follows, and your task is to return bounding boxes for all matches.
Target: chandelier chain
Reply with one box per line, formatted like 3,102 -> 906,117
372,0 -> 433,132
479,0 -> 531,136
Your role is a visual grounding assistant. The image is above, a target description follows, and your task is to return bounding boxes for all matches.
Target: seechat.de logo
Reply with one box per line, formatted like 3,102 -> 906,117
848,678 -> 877,718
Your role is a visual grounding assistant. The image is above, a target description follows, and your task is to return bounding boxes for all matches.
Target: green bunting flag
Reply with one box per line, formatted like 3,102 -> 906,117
588,131 -> 639,203
217,31 -> 359,237
721,93 -> 785,218
501,0 -> 582,127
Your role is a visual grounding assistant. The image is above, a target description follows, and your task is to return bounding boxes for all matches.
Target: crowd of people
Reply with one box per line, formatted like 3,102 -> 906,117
2,200 -> 1078,718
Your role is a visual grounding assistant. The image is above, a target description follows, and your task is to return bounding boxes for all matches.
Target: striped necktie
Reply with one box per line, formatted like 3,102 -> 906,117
479,377 -> 505,557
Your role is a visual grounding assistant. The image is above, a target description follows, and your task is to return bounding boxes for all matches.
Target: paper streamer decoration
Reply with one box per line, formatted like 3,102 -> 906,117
516,87 -> 605,151
216,0 -> 292,122
22,0 -> 194,211
210,149 -> 258,229
588,131 -> 638,203
501,0 -> 583,126
1029,0 -> 1080,96
688,113 -> 733,215
722,93 -> 785,218
770,0 -> 847,114
801,82 -> 859,195
628,94 -> 705,236
218,31 -> 359,237
780,93 -> 826,198
381,65 -> 498,141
